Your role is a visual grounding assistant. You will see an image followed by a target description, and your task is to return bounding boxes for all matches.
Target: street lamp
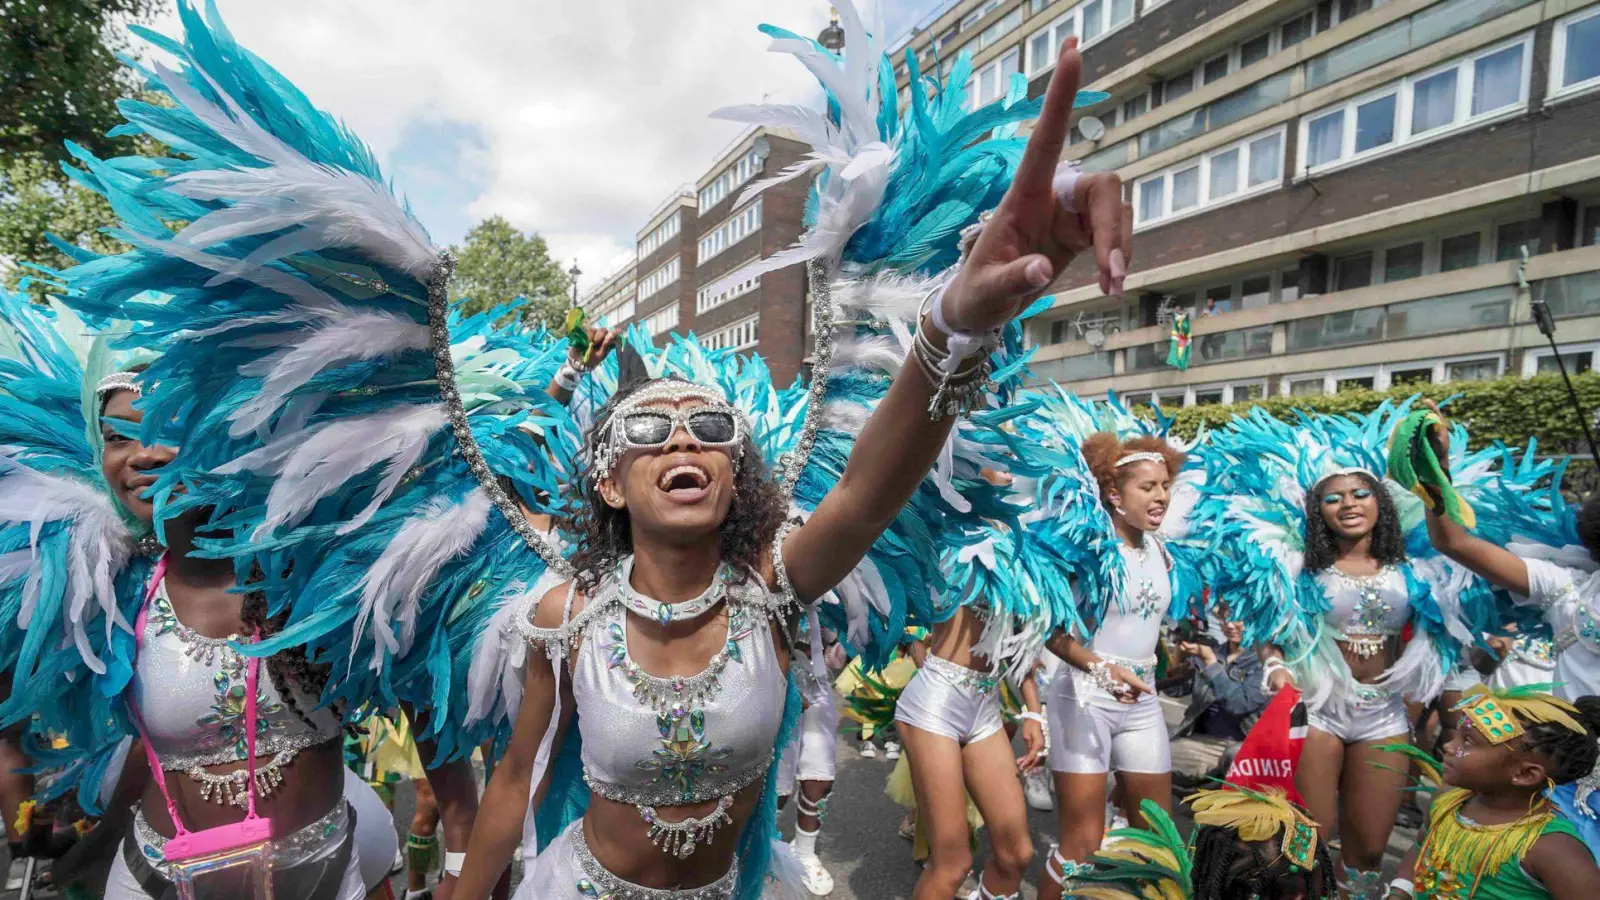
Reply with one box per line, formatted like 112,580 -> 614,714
817,9 -> 845,51
568,261 -> 582,308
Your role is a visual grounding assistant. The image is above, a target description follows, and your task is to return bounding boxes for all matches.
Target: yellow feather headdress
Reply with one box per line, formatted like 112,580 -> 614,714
1187,786 -> 1321,873
1452,682 -> 1583,745
1072,799 -> 1193,900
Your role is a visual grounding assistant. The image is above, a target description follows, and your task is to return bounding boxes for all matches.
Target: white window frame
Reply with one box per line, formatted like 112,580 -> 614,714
698,149 -> 763,213
695,266 -> 761,315
978,7 -> 1023,49
973,47 -> 1023,106
1550,6 -> 1600,102
1133,125 -> 1286,229
1296,32 -> 1533,178
638,256 -> 681,301
637,211 -> 681,260
642,304 -> 679,336
1440,353 -> 1505,383
1183,380 -> 1267,406
1524,342 -> 1600,377
1024,0 -> 1134,76
1282,374 -> 1330,398
703,314 -> 761,352
697,200 -> 763,264
1027,14 -> 1074,76
596,295 -> 636,329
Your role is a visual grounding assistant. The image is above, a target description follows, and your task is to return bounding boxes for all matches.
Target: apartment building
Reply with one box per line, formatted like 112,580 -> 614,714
891,0 -> 1600,405
582,128 -> 816,386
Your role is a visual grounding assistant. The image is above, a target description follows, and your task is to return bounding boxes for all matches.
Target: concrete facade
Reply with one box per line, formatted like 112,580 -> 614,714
582,129 -> 815,387
889,0 -> 1600,405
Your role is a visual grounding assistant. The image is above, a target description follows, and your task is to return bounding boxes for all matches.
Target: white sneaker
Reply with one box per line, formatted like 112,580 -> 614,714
1100,814 -> 1129,849
5,857 -> 24,891
1024,768 -> 1054,811
858,740 -> 876,759
883,741 -> 901,760
796,851 -> 834,895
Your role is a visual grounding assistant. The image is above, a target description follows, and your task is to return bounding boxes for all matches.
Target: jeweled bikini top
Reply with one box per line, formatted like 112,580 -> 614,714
520,557 -> 789,859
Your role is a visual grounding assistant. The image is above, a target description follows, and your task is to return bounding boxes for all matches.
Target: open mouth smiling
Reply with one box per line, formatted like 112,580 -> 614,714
657,463 -> 711,503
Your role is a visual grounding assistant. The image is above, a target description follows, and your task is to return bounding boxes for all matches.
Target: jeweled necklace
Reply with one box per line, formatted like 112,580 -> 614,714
617,557 -> 734,628
1123,538 -> 1163,618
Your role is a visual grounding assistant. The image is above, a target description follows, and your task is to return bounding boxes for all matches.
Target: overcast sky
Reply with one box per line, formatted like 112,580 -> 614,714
141,0 -> 937,293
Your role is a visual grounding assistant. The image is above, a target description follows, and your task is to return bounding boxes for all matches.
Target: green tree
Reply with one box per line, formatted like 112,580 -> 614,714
1,0 -> 162,293
450,215 -> 572,328
1,0 -> 161,164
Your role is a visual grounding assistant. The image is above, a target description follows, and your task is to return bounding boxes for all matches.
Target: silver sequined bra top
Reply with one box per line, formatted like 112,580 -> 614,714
133,582 -> 343,783
1317,565 -> 1410,637
528,570 -> 788,810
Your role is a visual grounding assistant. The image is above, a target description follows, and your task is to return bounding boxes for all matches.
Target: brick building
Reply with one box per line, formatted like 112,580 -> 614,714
890,0 -> 1600,405
582,128 -> 815,386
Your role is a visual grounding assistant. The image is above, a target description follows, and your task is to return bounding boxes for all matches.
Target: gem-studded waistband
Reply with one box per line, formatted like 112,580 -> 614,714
572,820 -> 739,899
132,800 -> 347,877
922,653 -> 1000,694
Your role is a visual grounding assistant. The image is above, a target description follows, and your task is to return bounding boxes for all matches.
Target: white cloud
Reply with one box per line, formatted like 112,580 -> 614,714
144,0 -> 844,288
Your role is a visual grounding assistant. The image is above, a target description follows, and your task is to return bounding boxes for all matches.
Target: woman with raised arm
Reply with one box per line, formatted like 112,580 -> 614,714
449,16 -> 1129,900
1186,404 -> 1497,899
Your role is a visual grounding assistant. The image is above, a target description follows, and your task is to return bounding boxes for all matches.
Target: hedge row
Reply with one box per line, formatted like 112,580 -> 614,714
1148,372 -> 1600,454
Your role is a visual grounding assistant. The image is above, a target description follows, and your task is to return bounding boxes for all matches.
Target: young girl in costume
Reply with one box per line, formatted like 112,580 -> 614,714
1040,424 -> 1203,900
1389,685 -> 1600,900
1071,788 -> 1336,900
1189,405 -> 1495,898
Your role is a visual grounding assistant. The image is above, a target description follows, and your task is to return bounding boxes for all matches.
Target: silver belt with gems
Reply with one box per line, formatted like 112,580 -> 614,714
1096,653 -> 1157,685
584,755 -> 771,859
923,653 -> 1000,693
572,821 -> 738,899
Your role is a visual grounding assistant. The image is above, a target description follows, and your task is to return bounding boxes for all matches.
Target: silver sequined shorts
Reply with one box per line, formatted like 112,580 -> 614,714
1306,688 -> 1410,744
517,819 -> 739,900
1047,665 -> 1170,775
893,655 -> 1005,746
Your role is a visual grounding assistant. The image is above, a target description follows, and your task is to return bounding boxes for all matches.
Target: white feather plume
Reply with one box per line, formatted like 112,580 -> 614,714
353,488 -> 491,672
465,568 -> 568,730
212,403 -> 448,537
0,454 -> 134,675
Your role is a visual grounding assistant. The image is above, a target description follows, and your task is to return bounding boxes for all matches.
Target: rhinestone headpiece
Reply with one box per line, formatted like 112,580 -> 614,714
1312,466 -> 1378,489
95,371 -> 143,398
590,378 -> 747,482
1114,451 -> 1165,468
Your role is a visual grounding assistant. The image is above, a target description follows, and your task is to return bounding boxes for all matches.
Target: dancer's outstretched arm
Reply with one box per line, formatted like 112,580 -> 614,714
780,37 -> 1133,602
1418,402 -> 1532,595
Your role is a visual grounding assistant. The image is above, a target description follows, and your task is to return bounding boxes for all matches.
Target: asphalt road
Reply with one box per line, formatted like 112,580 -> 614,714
1,729 -> 1415,900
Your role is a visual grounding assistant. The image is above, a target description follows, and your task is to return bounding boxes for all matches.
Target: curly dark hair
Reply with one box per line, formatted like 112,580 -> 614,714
1079,432 -> 1187,508
562,377 -> 789,591
1191,824 -> 1336,900
1302,471 -> 1407,572
1524,695 -> 1600,784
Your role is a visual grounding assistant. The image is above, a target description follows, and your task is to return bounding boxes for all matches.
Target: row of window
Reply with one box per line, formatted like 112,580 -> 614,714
698,149 -> 763,213
966,48 -> 1022,107
1134,128 -> 1284,226
1024,0 -> 1135,78
696,269 -> 761,314
698,200 -> 762,264
637,211 -> 681,260
595,296 -> 635,329
702,314 -> 761,352
1302,35 -> 1530,175
642,304 -> 679,336
639,256 -> 680,301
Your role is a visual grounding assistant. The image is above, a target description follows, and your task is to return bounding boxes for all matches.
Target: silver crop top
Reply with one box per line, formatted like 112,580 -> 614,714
133,581 -> 343,774
1315,565 -> 1410,638
1089,540 -> 1172,669
523,564 -> 788,809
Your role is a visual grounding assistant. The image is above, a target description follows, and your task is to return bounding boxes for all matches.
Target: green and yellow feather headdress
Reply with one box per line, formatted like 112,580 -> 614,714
1073,799 -> 1193,900
1187,786 -> 1321,873
1452,682 -> 1584,745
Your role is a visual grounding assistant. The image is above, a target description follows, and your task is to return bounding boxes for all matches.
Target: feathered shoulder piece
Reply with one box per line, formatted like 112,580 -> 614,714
0,287 -> 152,812
1010,388 -> 1209,629
1073,799 -> 1193,900
1187,786 -> 1321,874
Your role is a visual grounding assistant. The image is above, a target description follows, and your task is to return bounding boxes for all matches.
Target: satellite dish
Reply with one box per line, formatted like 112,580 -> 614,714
752,136 -> 772,160
1086,328 -> 1107,348
1077,115 -> 1106,142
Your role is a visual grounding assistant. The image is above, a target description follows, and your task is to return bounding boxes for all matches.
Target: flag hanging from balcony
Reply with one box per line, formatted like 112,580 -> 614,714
1167,311 -> 1192,370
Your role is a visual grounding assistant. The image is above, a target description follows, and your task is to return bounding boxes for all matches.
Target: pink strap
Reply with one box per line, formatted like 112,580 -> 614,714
129,556 -> 264,835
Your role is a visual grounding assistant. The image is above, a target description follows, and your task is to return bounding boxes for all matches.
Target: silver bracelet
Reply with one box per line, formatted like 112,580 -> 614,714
1087,660 -> 1126,696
